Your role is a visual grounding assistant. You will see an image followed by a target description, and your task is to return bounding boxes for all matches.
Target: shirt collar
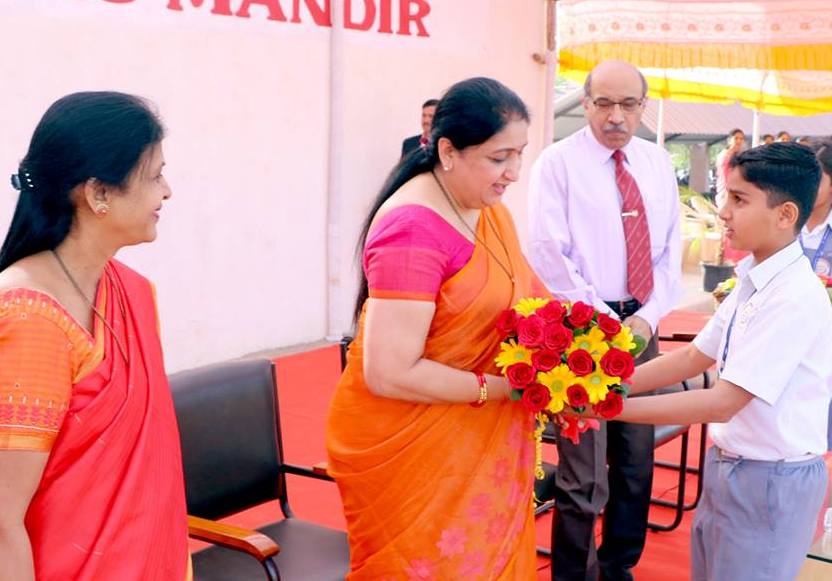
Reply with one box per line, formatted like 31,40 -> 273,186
583,126 -> 635,166
801,207 -> 832,237
735,239 -> 804,292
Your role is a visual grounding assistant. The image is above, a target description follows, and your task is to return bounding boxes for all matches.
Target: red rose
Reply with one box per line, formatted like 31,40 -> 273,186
537,300 -> 566,323
531,349 -> 560,372
568,301 -> 595,328
596,313 -> 622,339
506,363 -> 536,387
496,308 -> 520,337
521,382 -> 552,413
566,349 -> 595,376
566,384 -> 590,408
593,392 -> 624,419
544,323 -> 573,353
599,348 -> 635,381
517,314 -> 545,348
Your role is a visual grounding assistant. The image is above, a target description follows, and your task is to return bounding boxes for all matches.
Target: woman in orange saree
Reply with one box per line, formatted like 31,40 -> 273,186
0,92 -> 189,580
326,78 -> 548,580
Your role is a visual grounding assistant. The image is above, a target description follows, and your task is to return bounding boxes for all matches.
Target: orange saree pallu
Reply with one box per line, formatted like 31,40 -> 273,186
1,261 -> 189,581
326,204 -> 547,580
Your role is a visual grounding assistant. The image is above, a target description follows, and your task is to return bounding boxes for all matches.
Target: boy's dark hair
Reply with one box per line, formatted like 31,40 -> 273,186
728,128 -> 744,138
422,98 -> 439,108
729,143 -> 821,232
813,140 -> 832,177
762,134 -> 774,141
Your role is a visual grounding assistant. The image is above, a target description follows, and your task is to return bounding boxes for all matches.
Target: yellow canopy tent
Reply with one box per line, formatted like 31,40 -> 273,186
556,0 -> 832,116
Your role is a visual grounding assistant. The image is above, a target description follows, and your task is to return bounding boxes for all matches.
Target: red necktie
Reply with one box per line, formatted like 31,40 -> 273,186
613,150 -> 654,304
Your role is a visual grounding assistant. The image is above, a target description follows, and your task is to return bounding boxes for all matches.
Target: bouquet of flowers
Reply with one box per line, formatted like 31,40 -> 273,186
494,298 -> 645,478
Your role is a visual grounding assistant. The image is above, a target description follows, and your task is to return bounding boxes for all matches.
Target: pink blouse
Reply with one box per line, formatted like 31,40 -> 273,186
364,204 -> 474,301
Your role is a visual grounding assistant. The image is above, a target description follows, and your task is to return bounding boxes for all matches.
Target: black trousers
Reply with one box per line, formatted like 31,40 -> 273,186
551,322 -> 659,581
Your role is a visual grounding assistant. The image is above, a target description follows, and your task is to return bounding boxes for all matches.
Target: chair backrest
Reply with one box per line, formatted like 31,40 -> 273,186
170,358 -> 287,519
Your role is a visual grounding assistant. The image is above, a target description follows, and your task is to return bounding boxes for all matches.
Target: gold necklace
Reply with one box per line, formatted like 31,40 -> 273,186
52,250 -> 128,362
431,170 -> 516,284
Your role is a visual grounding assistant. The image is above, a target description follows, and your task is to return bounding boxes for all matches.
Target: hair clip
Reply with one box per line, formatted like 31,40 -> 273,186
10,173 -> 21,191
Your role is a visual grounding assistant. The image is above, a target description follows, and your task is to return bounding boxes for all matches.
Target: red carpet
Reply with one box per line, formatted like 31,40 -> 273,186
189,310 -> 832,579
191,341 -> 701,580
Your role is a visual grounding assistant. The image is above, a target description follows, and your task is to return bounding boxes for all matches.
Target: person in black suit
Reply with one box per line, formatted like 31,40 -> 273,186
401,99 -> 438,158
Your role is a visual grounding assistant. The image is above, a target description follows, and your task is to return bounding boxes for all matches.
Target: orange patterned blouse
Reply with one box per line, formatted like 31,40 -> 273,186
0,288 -> 104,452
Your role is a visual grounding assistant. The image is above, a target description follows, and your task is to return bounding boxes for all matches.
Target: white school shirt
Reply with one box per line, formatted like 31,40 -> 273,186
800,208 -> 832,276
528,127 -> 682,330
693,241 -> 832,460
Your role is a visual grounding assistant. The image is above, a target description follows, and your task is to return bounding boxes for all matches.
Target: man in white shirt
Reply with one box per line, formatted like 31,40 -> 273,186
801,141 -> 832,277
616,143 -> 831,581
528,60 -> 681,581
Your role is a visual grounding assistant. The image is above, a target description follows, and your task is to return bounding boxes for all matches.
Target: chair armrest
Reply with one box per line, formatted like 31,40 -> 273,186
283,462 -> 335,482
187,515 -> 279,561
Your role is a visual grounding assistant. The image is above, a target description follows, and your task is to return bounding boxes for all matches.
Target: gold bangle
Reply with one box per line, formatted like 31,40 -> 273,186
470,372 -> 487,408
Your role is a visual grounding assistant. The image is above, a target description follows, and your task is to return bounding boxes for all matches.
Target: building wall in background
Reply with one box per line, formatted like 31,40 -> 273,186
0,0 -> 547,371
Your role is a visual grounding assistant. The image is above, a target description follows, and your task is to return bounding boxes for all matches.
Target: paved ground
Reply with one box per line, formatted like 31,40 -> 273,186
677,268 -> 718,313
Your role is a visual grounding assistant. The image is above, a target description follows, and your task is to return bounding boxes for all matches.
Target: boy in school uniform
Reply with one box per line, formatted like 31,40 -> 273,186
611,143 -> 832,581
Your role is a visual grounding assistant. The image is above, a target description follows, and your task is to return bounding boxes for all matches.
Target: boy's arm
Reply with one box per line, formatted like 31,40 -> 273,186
617,378 -> 754,425
628,343 -> 714,395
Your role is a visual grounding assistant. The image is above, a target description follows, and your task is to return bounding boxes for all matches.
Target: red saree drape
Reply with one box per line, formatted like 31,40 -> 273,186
25,260 -> 189,581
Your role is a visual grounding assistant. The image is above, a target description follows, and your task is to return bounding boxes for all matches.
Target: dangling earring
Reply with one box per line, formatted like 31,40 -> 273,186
95,203 -> 109,215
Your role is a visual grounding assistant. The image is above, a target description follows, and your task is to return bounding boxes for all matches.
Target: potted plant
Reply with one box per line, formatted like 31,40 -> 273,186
685,191 -> 735,292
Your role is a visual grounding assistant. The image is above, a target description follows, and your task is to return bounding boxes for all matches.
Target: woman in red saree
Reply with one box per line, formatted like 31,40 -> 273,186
0,92 -> 189,580
326,78 -> 548,579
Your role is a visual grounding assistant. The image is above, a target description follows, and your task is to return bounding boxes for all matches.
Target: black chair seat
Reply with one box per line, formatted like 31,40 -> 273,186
534,461 -> 558,504
193,518 -> 349,581
654,424 -> 689,447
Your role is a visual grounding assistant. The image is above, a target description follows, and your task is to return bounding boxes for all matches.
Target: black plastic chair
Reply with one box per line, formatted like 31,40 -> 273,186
648,370 -> 711,531
171,358 -> 349,580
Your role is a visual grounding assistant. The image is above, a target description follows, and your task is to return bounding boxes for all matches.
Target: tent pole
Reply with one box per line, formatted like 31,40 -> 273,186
656,98 -> 666,147
543,0 -> 558,145
751,109 -> 761,147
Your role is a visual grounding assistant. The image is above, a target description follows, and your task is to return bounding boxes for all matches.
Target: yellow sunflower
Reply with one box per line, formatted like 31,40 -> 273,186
611,326 -> 636,352
583,368 -> 617,404
567,327 -> 610,358
513,297 -> 550,317
495,339 -> 533,371
537,364 -> 575,413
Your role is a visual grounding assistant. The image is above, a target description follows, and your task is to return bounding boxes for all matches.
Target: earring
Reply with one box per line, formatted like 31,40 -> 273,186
443,164 -> 451,171
95,203 -> 109,215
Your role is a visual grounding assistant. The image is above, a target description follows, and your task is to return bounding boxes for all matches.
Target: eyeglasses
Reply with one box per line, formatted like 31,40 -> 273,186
589,97 -> 645,113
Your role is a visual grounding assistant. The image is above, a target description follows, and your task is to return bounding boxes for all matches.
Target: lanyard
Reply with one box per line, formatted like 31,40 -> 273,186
720,288 -> 756,374
799,224 -> 832,271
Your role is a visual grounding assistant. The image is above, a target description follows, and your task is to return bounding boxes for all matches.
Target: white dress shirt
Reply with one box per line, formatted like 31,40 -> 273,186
528,126 -> 682,330
694,241 -> 832,460
800,208 -> 832,275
